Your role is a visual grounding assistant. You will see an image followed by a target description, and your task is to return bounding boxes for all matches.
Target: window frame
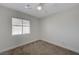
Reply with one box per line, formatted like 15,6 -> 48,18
12,17 -> 30,35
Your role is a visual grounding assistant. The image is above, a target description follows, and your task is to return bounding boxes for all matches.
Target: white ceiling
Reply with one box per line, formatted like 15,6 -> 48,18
0,3 -> 78,18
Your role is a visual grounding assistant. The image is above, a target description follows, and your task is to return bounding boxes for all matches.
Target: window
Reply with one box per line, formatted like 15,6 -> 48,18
12,18 -> 30,35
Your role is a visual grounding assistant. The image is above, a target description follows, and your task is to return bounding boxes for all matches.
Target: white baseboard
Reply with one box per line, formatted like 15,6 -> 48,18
0,39 -> 79,54
0,40 -> 38,53
42,39 -> 79,53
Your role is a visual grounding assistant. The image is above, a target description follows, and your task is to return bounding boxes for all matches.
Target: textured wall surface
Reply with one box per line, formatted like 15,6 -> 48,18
40,6 -> 79,53
0,5 -> 40,53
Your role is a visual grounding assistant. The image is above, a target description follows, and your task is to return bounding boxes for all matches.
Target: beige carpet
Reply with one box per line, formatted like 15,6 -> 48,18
1,40 -> 79,55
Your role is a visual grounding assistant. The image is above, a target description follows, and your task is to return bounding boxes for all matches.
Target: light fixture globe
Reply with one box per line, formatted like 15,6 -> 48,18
37,3 -> 44,11
37,5 -> 42,11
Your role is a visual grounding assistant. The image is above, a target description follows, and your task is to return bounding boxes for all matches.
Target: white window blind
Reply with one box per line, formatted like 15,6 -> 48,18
12,18 -> 30,35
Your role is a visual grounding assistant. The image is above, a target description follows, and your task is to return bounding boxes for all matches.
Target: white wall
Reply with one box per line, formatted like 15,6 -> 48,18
40,6 -> 79,53
0,6 -> 40,52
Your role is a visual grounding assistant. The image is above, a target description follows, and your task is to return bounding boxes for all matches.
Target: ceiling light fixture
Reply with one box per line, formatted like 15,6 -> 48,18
25,4 -> 31,9
37,3 -> 44,11
37,5 -> 42,11
25,3 -> 44,11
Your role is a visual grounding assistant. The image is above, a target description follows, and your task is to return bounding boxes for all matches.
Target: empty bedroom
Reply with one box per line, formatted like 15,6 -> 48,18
0,3 -> 79,55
